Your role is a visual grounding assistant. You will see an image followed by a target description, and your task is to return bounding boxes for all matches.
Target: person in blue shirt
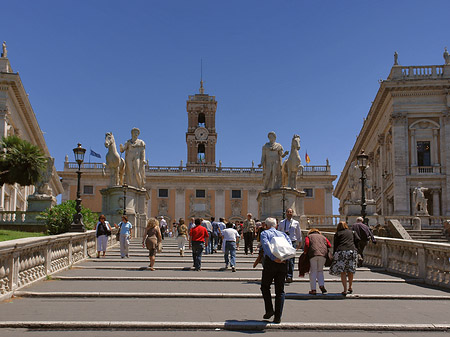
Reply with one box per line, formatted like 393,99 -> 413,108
115,215 -> 133,258
260,217 -> 292,324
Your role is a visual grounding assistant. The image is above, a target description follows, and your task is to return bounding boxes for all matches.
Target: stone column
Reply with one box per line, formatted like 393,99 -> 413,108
215,189 -> 225,219
432,129 -> 439,166
175,188 -> 185,221
391,114 -> 409,215
247,189 -> 258,218
410,129 -> 417,166
378,134 -> 386,215
444,114 -> 450,215
325,186 -> 333,215
432,189 -> 440,216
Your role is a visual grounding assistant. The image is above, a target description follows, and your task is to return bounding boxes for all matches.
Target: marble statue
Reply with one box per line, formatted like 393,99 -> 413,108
282,134 -> 302,189
258,131 -> 288,191
120,128 -> 146,189
444,47 -> 450,65
348,161 -> 360,200
104,132 -> 125,186
34,157 -> 54,196
1,41 -> 6,58
413,183 -> 428,215
394,51 -> 398,65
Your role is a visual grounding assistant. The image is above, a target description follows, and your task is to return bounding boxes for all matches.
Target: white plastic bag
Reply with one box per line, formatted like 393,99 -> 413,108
269,236 -> 296,261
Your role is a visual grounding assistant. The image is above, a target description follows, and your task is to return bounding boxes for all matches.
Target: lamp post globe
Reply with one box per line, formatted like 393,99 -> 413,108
70,143 -> 86,232
356,149 -> 369,225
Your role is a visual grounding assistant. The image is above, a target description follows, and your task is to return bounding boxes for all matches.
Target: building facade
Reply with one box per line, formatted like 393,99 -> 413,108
59,82 -> 336,223
334,51 -> 450,219
0,48 -> 63,213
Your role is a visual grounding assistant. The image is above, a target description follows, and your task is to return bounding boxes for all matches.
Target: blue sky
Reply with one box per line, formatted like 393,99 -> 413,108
1,1 -> 449,213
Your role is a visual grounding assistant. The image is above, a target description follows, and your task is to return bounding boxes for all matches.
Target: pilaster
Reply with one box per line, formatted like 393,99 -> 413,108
391,113 -> 409,215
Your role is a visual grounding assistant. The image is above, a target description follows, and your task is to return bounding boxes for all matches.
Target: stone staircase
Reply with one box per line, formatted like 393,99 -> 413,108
1,238 -> 450,336
407,229 -> 449,243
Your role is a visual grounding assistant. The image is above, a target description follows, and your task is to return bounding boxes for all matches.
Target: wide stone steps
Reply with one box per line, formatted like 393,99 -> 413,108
407,229 -> 449,243
1,238 -> 450,335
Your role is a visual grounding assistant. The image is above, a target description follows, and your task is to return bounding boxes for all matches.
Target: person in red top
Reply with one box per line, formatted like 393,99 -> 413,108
189,218 -> 209,271
303,228 -> 331,295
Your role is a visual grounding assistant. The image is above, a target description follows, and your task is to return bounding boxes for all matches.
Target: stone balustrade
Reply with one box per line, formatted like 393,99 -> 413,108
306,215 -> 342,226
0,229 -> 118,300
307,231 -> 450,290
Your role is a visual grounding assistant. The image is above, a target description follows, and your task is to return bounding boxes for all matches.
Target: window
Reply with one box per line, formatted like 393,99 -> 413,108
196,189 -> 206,198
417,141 -> 431,166
231,190 -> 241,199
158,189 -> 169,198
198,113 -> 205,127
303,188 -> 313,198
83,185 -> 94,195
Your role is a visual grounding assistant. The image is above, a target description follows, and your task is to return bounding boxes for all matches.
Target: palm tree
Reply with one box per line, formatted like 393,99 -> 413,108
0,135 -> 47,187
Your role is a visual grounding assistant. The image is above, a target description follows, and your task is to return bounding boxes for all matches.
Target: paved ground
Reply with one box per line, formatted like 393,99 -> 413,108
1,237 -> 450,335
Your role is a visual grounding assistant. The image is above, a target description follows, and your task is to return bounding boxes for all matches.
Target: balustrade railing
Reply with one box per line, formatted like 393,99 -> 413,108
0,229 -> 119,300
401,65 -> 444,79
306,215 -> 342,226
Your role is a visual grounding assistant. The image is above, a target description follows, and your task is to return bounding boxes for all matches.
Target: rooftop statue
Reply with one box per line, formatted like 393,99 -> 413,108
258,131 -> 288,191
394,51 -> 398,65
1,41 -> 6,58
120,128 -> 146,189
444,47 -> 450,65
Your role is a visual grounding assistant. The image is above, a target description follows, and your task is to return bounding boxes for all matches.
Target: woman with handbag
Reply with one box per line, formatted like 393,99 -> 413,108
142,217 -> 162,270
303,228 -> 331,295
115,215 -> 133,258
329,221 -> 360,296
95,215 -> 112,258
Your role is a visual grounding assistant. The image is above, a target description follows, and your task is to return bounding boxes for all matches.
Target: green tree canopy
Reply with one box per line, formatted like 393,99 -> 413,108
0,135 -> 47,187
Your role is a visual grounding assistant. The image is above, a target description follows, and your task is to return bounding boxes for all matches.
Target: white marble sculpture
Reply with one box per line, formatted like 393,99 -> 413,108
444,47 -> 450,65
282,134 -> 303,189
120,128 -> 146,189
258,131 -> 288,191
104,132 -> 125,186
413,183 -> 429,215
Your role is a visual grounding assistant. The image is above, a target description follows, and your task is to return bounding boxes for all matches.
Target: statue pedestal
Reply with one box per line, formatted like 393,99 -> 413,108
26,194 -> 57,224
101,186 -> 149,238
257,187 -> 305,222
342,199 -> 377,226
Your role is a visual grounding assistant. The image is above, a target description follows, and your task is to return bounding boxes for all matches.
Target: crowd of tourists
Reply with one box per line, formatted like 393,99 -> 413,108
95,210 -> 376,324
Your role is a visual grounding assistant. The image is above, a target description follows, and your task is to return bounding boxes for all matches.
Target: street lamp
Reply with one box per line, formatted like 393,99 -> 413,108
122,183 -> 128,215
70,143 -> 86,232
357,149 -> 369,225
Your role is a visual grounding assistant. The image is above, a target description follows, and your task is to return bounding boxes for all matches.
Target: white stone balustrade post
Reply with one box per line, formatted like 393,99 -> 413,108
417,247 -> 426,279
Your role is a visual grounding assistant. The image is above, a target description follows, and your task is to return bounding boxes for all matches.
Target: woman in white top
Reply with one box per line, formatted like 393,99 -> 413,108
221,222 -> 240,272
95,214 -> 112,258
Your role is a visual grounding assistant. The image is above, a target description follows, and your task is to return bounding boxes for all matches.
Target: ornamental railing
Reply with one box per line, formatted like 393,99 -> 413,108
0,229 -> 119,300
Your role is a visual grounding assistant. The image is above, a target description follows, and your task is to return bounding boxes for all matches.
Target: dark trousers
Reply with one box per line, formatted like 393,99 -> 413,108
260,256 -> 287,320
244,232 -> 254,254
286,240 -> 296,279
192,241 -> 204,270
357,240 -> 368,267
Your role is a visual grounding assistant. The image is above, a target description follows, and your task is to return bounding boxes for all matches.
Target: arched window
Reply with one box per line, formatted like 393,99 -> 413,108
197,144 -> 205,163
198,113 -> 205,127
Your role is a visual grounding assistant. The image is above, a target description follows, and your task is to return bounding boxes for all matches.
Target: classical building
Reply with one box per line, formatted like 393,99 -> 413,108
0,46 -> 63,214
334,50 -> 450,220
59,81 -> 336,224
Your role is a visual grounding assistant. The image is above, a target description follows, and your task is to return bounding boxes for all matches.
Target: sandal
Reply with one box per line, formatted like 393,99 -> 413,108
341,291 -> 347,296
308,290 -> 317,295
348,288 -> 353,294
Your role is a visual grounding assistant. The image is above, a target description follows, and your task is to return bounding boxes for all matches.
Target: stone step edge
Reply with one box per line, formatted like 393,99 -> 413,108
0,321 -> 449,331
75,266 -> 378,272
54,276 -> 422,283
14,291 -> 450,300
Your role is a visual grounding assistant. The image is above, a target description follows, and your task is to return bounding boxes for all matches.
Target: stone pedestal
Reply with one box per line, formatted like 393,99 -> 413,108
417,215 -> 430,227
25,194 -> 57,224
257,187 -> 305,222
101,186 -> 149,238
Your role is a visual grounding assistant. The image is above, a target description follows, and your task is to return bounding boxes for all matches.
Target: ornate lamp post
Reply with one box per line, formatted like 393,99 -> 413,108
357,149 -> 369,225
70,143 -> 86,232
122,183 -> 128,215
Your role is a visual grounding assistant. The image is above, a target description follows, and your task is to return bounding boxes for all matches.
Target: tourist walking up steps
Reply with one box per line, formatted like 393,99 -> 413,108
260,217 -> 291,324
222,222 -> 240,272
142,217 -> 162,271
243,213 -> 256,255
177,218 -> 188,256
116,215 -> 132,258
278,208 -> 302,283
351,216 -> 376,266
329,221 -> 360,296
95,214 -> 112,258
304,228 -> 331,295
189,218 -> 209,271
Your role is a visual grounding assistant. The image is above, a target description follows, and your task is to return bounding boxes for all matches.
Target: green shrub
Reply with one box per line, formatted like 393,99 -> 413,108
38,200 -> 98,235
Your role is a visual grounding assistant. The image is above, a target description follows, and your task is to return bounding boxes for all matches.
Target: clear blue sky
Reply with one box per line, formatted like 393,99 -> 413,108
1,0 -> 449,213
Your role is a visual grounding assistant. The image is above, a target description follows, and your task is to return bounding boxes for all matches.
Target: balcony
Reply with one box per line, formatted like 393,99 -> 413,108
410,166 -> 441,175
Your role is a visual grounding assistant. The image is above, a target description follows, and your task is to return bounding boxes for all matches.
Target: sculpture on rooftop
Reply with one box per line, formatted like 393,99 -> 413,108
394,51 -> 398,65
259,131 -> 288,191
444,47 -> 450,65
104,132 -> 125,187
1,41 -> 6,58
282,134 -> 303,189
120,128 -> 146,189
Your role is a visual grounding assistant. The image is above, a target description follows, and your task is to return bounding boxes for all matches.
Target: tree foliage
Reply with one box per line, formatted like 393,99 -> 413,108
0,135 -> 47,187
38,200 -> 98,235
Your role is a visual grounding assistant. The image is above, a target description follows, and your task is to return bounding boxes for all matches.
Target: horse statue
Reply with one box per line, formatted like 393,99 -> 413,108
282,134 -> 303,189
104,132 -> 125,186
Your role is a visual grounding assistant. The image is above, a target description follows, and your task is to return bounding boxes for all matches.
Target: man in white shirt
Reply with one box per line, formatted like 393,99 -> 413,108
159,216 -> 167,240
221,222 -> 240,272
278,208 -> 302,283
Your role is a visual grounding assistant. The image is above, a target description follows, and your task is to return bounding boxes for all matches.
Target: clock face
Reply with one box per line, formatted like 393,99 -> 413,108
195,127 -> 209,140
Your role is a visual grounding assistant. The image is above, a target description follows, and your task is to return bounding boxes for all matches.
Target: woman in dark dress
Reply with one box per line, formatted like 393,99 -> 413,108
329,221 -> 360,295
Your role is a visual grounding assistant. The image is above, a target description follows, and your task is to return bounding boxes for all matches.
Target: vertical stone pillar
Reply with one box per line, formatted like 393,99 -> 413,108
215,189 -> 225,219
443,114 -> 450,215
324,186 -> 333,216
432,129 -> 438,166
391,114 -> 409,215
410,129 -> 417,166
247,189 -> 258,218
175,188 -> 185,221
378,134 -> 386,215
432,189 -> 440,216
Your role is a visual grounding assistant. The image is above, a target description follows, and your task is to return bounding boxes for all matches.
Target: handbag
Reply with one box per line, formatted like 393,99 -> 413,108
269,235 -> 296,261
298,252 -> 310,277
116,223 -> 122,241
324,248 -> 333,267
157,242 -> 163,253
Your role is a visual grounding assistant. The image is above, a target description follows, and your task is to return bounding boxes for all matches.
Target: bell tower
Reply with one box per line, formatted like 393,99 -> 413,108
186,80 -> 217,168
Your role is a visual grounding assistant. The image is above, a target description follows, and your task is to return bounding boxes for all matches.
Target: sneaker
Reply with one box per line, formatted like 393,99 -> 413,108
319,286 -> 327,294
286,277 -> 293,283
273,317 -> 281,324
263,311 -> 274,319
231,267 -> 236,272
308,290 -> 317,295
